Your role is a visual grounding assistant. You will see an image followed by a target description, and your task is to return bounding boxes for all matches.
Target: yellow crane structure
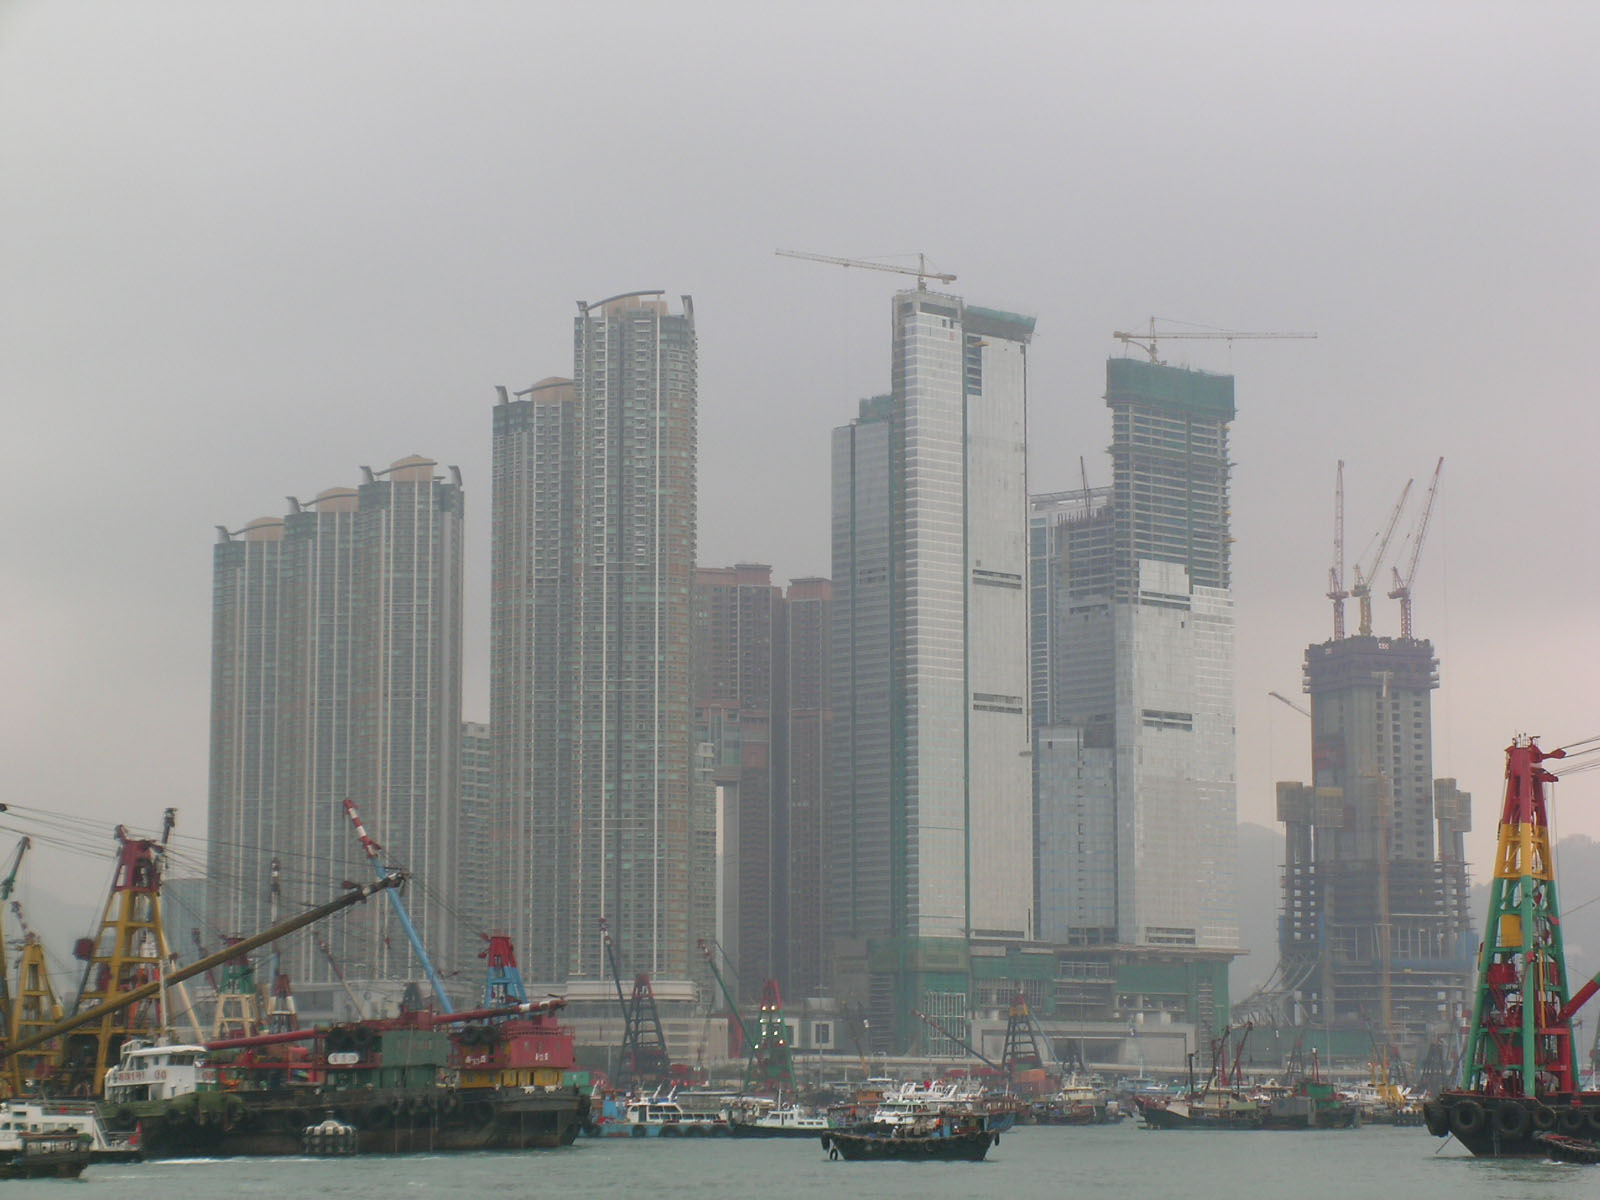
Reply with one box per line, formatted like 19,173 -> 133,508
1350,479 -> 1412,637
775,248 -> 956,290
1388,457 -> 1444,639
1111,317 -> 1317,365
1326,461 -> 1348,640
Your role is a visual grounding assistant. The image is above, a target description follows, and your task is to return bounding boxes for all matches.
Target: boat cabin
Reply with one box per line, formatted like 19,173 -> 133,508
102,1041 -> 216,1102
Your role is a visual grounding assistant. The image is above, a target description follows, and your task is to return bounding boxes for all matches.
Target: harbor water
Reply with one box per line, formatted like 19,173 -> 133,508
74,1123 -> 1596,1200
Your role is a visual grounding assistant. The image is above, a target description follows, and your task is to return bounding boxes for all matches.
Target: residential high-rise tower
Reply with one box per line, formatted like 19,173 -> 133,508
208,458 -> 464,1008
492,292 -> 697,988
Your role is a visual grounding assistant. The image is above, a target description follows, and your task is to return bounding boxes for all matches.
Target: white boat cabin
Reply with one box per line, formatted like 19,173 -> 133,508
102,1041 -> 216,1103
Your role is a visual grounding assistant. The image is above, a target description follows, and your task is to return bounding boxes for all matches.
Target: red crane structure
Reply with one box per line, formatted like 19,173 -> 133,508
1423,736 -> 1600,1156
602,919 -> 671,1091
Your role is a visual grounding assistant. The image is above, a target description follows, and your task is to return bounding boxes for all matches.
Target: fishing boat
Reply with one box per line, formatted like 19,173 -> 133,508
1137,1024 -> 1264,1130
821,1112 -> 999,1162
1137,1090 -> 1264,1130
0,1128 -> 92,1180
1256,1079 -> 1360,1130
1039,1074 -> 1117,1125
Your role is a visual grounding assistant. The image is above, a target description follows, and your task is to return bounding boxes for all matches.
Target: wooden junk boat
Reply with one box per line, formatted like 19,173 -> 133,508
821,1114 -> 1000,1162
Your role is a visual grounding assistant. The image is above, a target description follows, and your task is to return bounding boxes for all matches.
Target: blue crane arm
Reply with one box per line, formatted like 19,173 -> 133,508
344,799 -> 453,1013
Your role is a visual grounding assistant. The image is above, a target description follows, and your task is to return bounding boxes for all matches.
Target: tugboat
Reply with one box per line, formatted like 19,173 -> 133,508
1423,737 -> 1600,1157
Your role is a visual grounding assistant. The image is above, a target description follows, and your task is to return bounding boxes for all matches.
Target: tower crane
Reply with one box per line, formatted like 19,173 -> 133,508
1326,461 -> 1347,640
1269,691 -> 1312,719
1111,317 -> 1317,365
1351,479 -> 1412,637
775,248 -> 956,290
1388,457 -> 1444,639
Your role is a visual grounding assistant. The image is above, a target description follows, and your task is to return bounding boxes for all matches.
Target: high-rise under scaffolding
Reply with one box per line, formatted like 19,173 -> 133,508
1275,634 -> 1474,1045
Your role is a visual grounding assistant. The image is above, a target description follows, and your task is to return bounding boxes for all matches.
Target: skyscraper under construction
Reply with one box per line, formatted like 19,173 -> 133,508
1272,467 -> 1472,1047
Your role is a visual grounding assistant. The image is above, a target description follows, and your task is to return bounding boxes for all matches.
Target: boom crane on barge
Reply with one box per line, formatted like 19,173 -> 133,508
601,918 -> 670,1091
1422,736 -> 1600,1157
2,873 -> 404,1076
696,938 -> 793,1093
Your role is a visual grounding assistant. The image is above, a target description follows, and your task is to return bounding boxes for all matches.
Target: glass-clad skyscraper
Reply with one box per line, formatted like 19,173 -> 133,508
831,289 -> 1035,1048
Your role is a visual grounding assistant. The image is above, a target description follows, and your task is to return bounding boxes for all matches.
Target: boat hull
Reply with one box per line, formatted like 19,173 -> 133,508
730,1121 -> 831,1138
104,1086 -> 587,1158
1426,1091 -> 1600,1158
1536,1131 -> 1600,1164
1136,1097 -> 1262,1131
822,1128 -> 997,1162
0,1135 -> 92,1179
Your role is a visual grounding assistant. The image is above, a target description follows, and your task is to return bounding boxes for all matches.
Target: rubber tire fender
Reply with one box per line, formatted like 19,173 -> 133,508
1450,1099 -> 1485,1137
1557,1107 -> 1587,1136
1422,1099 -> 1448,1137
1492,1100 -> 1531,1138
1533,1105 -> 1557,1132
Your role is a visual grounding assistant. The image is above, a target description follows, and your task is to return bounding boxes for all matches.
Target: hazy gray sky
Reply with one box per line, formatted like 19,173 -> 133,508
4,1 -> 1598,914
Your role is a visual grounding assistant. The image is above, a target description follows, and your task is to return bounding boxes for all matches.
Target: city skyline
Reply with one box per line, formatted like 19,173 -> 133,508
7,4 -> 1598,969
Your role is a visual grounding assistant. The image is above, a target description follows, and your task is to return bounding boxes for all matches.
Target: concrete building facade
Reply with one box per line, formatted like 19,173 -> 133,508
693,564 -> 782,1003
1276,634 -> 1473,1043
1027,359 -> 1240,1036
691,569 -> 834,1006
784,577 -> 832,1002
